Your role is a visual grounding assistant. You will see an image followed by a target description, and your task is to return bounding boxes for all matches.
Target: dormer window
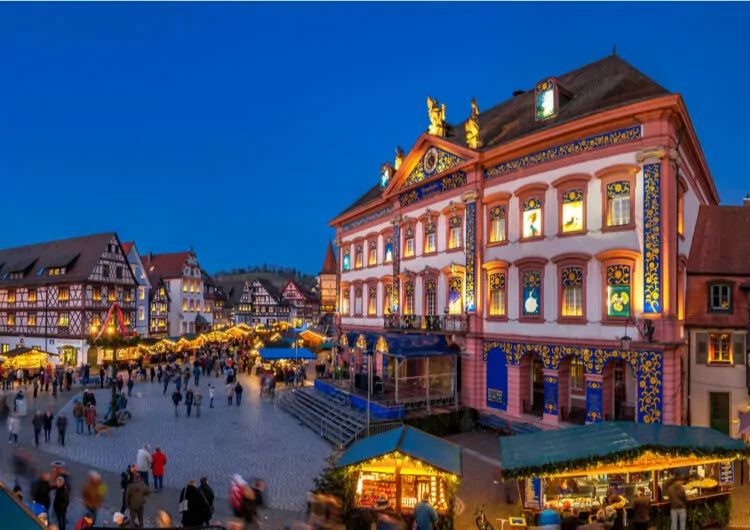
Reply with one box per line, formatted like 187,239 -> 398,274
49,267 -> 66,276
535,77 -> 558,121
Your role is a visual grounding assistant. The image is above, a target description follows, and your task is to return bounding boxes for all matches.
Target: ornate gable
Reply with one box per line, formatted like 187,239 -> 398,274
401,145 -> 466,189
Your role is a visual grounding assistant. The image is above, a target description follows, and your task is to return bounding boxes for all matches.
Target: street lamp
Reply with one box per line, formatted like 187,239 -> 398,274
620,319 -> 633,351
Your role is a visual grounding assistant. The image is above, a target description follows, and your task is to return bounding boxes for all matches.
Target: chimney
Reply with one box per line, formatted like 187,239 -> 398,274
512,90 -> 525,97
148,252 -> 153,261
745,194 -> 750,207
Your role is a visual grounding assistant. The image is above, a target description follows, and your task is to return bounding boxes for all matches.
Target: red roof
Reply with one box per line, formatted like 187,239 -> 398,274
320,241 -> 338,274
689,205 -> 750,275
121,242 -> 134,255
143,251 -> 192,279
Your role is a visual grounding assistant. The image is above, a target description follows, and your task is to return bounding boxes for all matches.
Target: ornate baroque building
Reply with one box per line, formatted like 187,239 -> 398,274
329,56 -> 720,427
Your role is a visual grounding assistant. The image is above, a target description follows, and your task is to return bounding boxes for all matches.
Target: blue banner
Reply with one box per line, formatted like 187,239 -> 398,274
543,375 -> 558,416
486,345 -> 508,411
720,461 -> 734,485
525,478 -> 544,509
586,380 -> 603,423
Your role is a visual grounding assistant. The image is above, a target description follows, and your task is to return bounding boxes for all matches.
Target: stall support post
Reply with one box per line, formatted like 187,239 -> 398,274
366,352 -> 372,436
652,470 -> 659,502
426,357 -> 431,414
395,359 -> 400,403
395,458 -> 403,513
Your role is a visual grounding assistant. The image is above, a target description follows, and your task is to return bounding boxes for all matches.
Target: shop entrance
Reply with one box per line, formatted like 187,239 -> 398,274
710,392 -> 730,435
612,360 -> 637,421
60,346 -> 77,367
530,355 -> 544,417
86,347 -> 99,367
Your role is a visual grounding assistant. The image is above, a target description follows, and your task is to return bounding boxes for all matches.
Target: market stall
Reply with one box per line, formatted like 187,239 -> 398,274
336,426 -> 461,516
0,347 -> 58,371
0,482 -> 45,529
499,422 -> 750,528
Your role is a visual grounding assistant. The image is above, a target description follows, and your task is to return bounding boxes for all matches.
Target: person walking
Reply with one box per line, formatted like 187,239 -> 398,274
53,475 -> 71,530
208,384 -> 216,408
120,465 -> 136,514
199,477 -> 214,523
150,366 -> 156,384
175,374 -> 182,392
32,411 -> 44,447
171,388 -> 183,417
136,444 -> 152,486
125,473 -> 150,528
52,376 -> 59,398
32,472 -> 53,512
157,365 -> 163,384
193,364 -> 201,386
73,399 -> 84,434
632,486 -> 651,530
151,446 -> 166,492
127,377 -> 134,397
235,381 -> 243,406
84,404 -> 96,435
179,480 -> 211,528
413,494 -> 438,530
7,411 -> 20,445
194,390 -> 203,417
57,413 -> 68,447
82,471 -> 105,525
226,382 -> 235,406
33,378 -> 39,399
43,408 -> 54,443
185,389 -> 194,417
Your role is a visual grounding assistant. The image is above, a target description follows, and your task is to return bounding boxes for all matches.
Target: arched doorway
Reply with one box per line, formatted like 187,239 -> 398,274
521,353 -> 544,417
60,346 -> 77,367
604,359 -> 637,421
86,347 -> 99,367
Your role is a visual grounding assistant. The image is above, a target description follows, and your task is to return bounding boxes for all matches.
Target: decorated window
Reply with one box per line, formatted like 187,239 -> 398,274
424,278 -> 437,315
535,77 -> 557,121
488,272 -> 506,317
384,236 -> 393,263
521,270 -> 542,318
354,287 -> 363,315
606,265 -> 632,318
343,251 -> 351,271
522,198 -> 543,239
709,333 -> 732,363
489,206 -> 507,244
383,284 -> 393,315
341,289 -> 350,316
561,267 -> 584,317
424,221 -> 437,254
58,312 -> 70,326
404,281 -> 415,315
355,245 -> 364,269
570,357 -> 584,392
606,181 -> 632,227
561,189 -> 584,233
448,276 -> 463,315
368,240 -> 378,266
367,286 -> 377,315
709,284 -> 732,312
448,216 -> 463,249
404,228 -> 415,258
28,313 -> 37,327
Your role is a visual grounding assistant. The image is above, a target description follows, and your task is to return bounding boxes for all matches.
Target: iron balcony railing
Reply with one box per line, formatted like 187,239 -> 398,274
383,313 -> 469,333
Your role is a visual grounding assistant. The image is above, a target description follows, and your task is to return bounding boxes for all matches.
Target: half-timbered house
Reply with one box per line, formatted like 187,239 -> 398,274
281,280 -> 320,324
0,232 -> 138,366
146,268 -> 170,337
250,278 -> 290,325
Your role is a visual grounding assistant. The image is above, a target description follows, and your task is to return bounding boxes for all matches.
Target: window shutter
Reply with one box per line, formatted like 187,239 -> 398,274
733,333 -> 747,365
695,332 -> 709,364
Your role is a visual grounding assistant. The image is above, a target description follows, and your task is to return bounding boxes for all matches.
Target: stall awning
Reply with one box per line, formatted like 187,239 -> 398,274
0,483 -> 45,529
337,426 -> 462,476
499,421 -> 750,479
1,347 -> 58,358
340,331 -> 460,359
258,347 -> 316,361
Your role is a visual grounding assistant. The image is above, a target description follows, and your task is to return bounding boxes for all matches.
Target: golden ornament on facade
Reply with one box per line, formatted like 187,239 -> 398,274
465,97 -> 482,149
394,146 -> 405,170
427,96 -> 446,137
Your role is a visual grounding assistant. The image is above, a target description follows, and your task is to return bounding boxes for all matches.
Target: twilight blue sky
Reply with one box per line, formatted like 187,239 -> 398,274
1,3 -> 748,274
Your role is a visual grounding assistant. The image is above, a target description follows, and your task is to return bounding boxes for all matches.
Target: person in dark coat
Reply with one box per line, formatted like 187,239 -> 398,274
234,381 -> 244,406
198,477 -> 215,521
172,388 -> 183,417
179,480 -> 211,527
53,476 -> 70,530
32,410 -> 44,447
56,413 -> 68,446
185,389 -> 194,417
32,473 -> 54,511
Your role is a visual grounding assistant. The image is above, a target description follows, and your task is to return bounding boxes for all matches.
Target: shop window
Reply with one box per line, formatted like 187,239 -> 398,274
448,216 -> 463,249
489,206 -> 507,244
709,283 -> 732,312
521,270 -> 542,318
424,279 -> 437,315
383,284 -> 393,315
368,241 -> 378,266
606,181 -> 632,227
367,286 -> 377,315
404,281 -> 415,315
561,189 -> 584,233
522,198 -> 543,240
561,267 -> 584,318
343,251 -> 351,271
709,333 -> 732,363
404,228 -> 415,258
28,289 -> 37,303
384,236 -> 393,263
354,287 -> 363,315
570,357 -> 584,392
488,273 -> 506,317
606,265 -> 632,318
424,222 -> 437,254
58,288 -> 69,302
448,276 -> 463,315
355,245 -> 364,269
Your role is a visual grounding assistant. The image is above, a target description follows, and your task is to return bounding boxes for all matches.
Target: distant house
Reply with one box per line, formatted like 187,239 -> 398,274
281,279 -> 320,323
121,242 -> 150,337
250,278 -> 290,325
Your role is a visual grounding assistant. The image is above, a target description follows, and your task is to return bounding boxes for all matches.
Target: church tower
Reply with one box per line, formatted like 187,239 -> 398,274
318,241 -> 338,313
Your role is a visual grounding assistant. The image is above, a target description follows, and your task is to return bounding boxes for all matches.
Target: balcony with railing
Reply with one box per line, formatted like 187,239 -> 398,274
383,313 -> 469,334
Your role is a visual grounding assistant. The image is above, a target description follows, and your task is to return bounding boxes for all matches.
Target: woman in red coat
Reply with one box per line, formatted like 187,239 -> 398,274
84,405 -> 96,435
152,446 -> 167,492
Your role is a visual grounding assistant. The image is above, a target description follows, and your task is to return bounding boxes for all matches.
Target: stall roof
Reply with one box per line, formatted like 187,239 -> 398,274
0,483 -> 45,529
340,331 -> 460,359
337,426 -> 462,476
258,347 -> 316,361
1,347 -> 58,358
499,421 -> 750,478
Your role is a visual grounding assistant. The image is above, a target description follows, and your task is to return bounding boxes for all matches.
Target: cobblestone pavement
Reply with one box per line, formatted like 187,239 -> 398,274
730,479 -> 750,527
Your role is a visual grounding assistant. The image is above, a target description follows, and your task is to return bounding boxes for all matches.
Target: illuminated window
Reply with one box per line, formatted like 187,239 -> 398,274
367,286 -> 377,315
1,344 -> 8,353
49,267 -> 65,276
606,181 -> 631,227
384,236 -> 394,263
160,303 -> 166,312
561,267 -> 584,317
424,279 -> 437,315
404,228 -> 415,258
124,290 -> 132,303
58,313 -> 70,326
383,284 -> 392,315
606,265 -> 631,318
28,289 -> 37,303
93,287 -> 101,301
343,251 -> 351,271
448,217 -> 463,249
139,288 -> 145,300
159,287 -> 165,297
522,198 -> 543,239
535,77 -> 557,121
424,222 -> 437,254
368,241 -> 378,266
709,333 -> 732,363
448,276 -> 463,315
710,284 -> 732,312
28,313 -> 37,327
521,270 -> 542,318
108,288 -> 116,302
183,281 -> 188,293
151,303 -> 157,313
182,299 -> 188,312
189,300 -> 194,312
354,287 -> 363,315
189,280 -> 195,293
7,290 -> 15,303
354,245 -> 363,269
7,314 -> 15,327
58,288 -> 69,302
489,206 -> 507,244
488,273 -> 506,317
678,190 -> 685,237
92,316 -> 101,328
570,357 -> 584,391
561,189 -> 584,233
403,281 -> 415,315
139,307 -> 145,321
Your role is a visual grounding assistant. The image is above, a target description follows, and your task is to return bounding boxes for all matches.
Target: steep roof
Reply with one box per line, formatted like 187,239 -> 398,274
143,252 -> 191,279
688,205 -> 750,275
254,278 -> 282,300
121,242 -> 134,255
320,241 -> 338,274
335,55 -> 670,220
0,232 -> 117,286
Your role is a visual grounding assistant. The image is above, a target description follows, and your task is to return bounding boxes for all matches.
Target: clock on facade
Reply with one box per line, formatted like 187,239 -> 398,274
424,147 -> 439,174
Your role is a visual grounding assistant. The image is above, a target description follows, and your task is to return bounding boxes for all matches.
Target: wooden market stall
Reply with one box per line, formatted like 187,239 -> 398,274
1,347 -> 58,371
499,422 -> 750,528
336,426 -> 461,517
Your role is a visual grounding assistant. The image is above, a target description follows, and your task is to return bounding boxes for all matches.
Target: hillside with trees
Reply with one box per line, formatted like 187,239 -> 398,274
214,264 -> 318,290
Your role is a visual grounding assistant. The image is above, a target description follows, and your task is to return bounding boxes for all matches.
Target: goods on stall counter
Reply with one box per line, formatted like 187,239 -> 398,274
686,478 -> 718,490
548,498 -> 601,510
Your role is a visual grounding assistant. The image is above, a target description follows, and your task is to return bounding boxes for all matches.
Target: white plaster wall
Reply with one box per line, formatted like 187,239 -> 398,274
679,183 -> 701,259
0,335 -> 87,366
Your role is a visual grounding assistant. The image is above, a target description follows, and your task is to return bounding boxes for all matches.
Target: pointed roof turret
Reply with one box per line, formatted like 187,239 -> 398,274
320,241 -> 338,275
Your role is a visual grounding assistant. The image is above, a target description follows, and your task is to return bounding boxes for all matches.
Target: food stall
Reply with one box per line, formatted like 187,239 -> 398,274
0,482 -> 45,529
256,347 -> 316,374
336,426 -> 461,517
1,347 -> 58,371
499,422 -> 749,528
